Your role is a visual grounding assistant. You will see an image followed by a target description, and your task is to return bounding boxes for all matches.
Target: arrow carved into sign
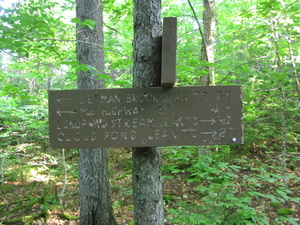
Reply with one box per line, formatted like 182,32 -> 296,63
57,98 -> 74,103
56,109 -> 77,117
200,118 -> 216,125
49,86 -> 243,148
200,130 -> 217,137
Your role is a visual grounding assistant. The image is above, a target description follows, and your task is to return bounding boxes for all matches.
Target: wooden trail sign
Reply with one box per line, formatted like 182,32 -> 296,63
49,86 -> 243,149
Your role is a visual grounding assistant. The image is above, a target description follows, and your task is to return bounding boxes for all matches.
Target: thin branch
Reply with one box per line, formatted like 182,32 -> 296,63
187,0 -> 208,61
280,87 -> 288,187
0,155 -> 5,185
59,148 -> 67,211
104,22 -> 121,33
29,38 -> 103,48
217,60 -> 258,85
285,30 -> 300,97
286,0 -> 299,9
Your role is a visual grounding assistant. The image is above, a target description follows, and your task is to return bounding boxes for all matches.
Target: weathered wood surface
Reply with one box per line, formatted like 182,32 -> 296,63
49,86 -> 243,148
161,17 -> 177,87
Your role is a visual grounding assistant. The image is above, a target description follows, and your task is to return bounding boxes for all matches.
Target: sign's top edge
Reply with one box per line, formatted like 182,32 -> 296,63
48,85 -> 242,92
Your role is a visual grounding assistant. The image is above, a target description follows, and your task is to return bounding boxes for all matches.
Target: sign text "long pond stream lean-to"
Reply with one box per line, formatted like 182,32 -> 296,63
49,86 -> 243,148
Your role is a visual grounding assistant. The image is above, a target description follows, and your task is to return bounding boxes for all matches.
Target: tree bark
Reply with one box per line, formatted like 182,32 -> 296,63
197,0 -> 216,155
76,0 -> 115,224
132,0 -> 163,224
200,0 -> 216,86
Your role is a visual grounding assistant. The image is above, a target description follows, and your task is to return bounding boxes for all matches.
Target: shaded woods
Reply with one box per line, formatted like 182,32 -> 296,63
0,0 -> 299,224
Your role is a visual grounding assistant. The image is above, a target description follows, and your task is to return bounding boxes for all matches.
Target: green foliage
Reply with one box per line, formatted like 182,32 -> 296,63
214,0 -> 300,152
165,147 -> 299,224
277,208 -> 294,216
59,212 -> 79,220
278,217 -> 299,225
167,154 -> 265,224
102,0 -> 134,88
0,0 -> 299,223
71,18 -> 96,29
0,95 -> 48,148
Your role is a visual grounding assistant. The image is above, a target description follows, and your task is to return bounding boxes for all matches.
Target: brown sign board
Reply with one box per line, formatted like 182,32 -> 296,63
161,17 -> 177,87
49,86 -> 243,149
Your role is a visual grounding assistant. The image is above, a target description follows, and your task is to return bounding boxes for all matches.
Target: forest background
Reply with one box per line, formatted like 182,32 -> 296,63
0,0 -> 299,224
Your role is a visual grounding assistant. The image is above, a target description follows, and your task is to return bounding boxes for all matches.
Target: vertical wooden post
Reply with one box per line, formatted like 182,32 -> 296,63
161,17 -> 177,88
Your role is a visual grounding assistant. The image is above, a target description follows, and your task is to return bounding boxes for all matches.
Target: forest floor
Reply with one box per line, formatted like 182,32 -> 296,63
0,146 -> 299,224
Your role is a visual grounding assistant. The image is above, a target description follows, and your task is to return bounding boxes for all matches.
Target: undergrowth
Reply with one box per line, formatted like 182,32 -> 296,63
162,146 -> 300,225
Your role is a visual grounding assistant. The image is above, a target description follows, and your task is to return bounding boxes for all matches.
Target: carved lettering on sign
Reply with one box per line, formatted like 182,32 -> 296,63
49,86 -> 243,148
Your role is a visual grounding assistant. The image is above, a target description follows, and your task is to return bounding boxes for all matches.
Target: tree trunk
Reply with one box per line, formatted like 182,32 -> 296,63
200,0 -> 216,86
132,0 -> 163,224
197,0 -> 216,156
76,0 -> 115,224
